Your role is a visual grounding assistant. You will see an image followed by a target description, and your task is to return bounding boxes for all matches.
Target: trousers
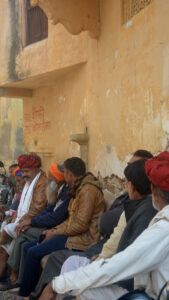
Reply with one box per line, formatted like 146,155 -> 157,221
19,235 -> 68,297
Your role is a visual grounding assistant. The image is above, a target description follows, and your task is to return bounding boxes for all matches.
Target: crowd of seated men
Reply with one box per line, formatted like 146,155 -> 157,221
0,149 -> 168,300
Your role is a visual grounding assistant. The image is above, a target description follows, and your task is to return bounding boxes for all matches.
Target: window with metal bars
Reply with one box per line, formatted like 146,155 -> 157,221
122,0 -> 153,24
25,0 -> 48,46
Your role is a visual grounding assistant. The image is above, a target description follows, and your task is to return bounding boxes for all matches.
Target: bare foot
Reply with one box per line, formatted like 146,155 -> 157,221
10,269 -> 19,283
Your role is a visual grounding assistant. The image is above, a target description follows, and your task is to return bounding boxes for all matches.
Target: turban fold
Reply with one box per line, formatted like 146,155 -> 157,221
18,154 -> 41,169
145,151 -> 169,192
49,163 -> 65,182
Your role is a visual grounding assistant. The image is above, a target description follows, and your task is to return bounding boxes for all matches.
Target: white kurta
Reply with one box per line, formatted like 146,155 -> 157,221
52,205 -> 169,300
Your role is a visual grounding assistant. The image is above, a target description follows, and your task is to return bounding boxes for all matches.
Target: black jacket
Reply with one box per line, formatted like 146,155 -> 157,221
117,195 -> 157,291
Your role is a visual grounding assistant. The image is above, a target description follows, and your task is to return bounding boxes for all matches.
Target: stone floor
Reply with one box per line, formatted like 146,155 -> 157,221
0,291 -> 23,300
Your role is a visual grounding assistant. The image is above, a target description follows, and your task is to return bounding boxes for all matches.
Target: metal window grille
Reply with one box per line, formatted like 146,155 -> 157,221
122,0 -> 153,24
25,0 -> 48,46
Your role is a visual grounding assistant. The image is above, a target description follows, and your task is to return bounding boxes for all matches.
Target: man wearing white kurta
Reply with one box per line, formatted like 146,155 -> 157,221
0,153 -> 47,280
40,151 -> 169,300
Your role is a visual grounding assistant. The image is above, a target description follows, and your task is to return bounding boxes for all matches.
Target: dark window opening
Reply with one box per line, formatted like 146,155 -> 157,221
25,0 -> 48,46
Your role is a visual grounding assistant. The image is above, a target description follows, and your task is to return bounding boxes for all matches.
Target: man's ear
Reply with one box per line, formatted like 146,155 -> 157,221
128,181 -> 135,198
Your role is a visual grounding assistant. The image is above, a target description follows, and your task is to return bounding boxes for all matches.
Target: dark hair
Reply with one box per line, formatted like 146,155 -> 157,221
133,149 -> 153,159
64,157 -> 86,177
157,188 -> 169,204
124,159 -> 151,195
9,164 -> 18,169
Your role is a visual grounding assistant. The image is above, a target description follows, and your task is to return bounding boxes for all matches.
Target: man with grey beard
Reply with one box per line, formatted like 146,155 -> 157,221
0,162 -> 69,291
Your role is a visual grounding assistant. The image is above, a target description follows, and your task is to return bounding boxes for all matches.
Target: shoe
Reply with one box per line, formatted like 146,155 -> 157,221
0,278 -> 20,291
63,296 -> 76,300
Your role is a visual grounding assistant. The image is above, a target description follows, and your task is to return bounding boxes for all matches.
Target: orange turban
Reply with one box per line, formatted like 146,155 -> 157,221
145,151 -> 169,192
49,163 -> 65,182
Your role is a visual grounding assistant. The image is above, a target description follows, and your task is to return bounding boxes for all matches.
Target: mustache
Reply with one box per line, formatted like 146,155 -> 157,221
23,176 -> 30,180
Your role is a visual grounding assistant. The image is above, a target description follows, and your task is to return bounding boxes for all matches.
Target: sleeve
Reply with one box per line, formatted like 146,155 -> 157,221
52,218 -> 169,295
54,185 -> 102,236
31,201 -> 69,228
19,180 -> 47,222
98,212 -> 126,259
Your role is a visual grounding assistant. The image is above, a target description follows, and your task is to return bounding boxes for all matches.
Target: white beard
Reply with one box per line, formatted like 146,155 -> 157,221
46,180 -> 58,204
152,194 -> 160,211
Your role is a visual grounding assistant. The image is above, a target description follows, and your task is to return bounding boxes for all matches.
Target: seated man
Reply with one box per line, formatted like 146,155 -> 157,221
31,150 -> 154,299
0,153 -> 47,280
1,168 -> 25,223
99,149 -> 153,236
18,157 -> 105,297
4,162 -> 70,289
40,151 -> 169,300
0,164 -> 19,219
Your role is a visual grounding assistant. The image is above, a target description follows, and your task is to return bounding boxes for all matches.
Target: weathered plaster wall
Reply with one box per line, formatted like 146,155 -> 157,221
0,0 -> 168,183
23,0 -> 168,177
87,0 -> 169,177
0,98 -> 24,168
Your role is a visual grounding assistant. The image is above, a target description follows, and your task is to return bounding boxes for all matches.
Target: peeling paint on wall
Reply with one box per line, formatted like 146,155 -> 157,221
94,146 -> 128,178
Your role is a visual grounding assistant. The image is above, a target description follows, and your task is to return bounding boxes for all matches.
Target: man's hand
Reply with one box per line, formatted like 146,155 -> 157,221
0,212 -> 4,222
90,254 -> 99,263
15,219 -> 31,235
4,216 -> 12,224
39,283 -> 56,300
19,219 -> 31,231
15,223 -> 23,235
42,229 -> 56,242
0,205 -> 7,214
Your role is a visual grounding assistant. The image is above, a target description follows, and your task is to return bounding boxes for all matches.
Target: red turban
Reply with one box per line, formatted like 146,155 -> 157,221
49,163 -> 65,182
18,154 -> 41,169
145,151 -> 169,192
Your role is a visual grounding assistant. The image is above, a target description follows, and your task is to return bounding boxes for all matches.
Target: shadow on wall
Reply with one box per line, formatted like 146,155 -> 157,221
14,127 -> 25,159
0,122 -> 25,164
0,122 -> 12,160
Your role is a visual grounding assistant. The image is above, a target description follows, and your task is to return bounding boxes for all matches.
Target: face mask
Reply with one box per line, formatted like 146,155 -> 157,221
152,194 -> 160,211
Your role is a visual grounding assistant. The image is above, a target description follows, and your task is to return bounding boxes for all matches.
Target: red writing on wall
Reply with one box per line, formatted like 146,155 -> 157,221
24,106 -> 51,137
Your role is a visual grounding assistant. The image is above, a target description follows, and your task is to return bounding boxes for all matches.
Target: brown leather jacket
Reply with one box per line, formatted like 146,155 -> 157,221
18,172 -> 47,223
54,173 -> 105,250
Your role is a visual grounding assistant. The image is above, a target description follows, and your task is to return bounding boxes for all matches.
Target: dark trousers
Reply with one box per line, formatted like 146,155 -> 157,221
19,235 -> 68,297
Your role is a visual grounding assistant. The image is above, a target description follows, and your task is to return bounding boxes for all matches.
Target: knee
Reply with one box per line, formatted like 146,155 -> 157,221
27,246 -> 39,260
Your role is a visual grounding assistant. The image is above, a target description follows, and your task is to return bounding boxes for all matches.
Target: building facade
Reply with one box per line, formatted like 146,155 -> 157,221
0,0 -> 168,181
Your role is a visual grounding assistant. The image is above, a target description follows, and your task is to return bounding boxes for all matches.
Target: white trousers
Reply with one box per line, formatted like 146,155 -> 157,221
1,222 -> 17,255
61,255 -> 90,274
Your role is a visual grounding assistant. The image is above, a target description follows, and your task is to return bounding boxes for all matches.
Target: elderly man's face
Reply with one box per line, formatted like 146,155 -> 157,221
22,168 -> 39,182
15,176 -> 25,191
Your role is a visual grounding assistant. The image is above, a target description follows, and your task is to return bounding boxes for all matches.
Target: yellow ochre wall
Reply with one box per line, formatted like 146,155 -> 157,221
0,98 -> 24,169
0,0 -> 169,176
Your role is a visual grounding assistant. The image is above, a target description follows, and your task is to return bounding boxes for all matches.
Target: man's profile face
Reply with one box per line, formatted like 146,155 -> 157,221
48,171 -> 56,182
9,167 -> 16,175
64,168 -> 73,186
15,176 -> 25,191
22,168 -> 39,182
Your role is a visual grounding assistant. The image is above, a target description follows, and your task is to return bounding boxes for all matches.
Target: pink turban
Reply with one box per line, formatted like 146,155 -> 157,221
18,154 -> 41,169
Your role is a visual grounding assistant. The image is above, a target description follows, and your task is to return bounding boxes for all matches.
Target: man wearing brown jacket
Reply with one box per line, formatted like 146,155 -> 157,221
0,153 -> 47,280
18,157 -> 105,297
